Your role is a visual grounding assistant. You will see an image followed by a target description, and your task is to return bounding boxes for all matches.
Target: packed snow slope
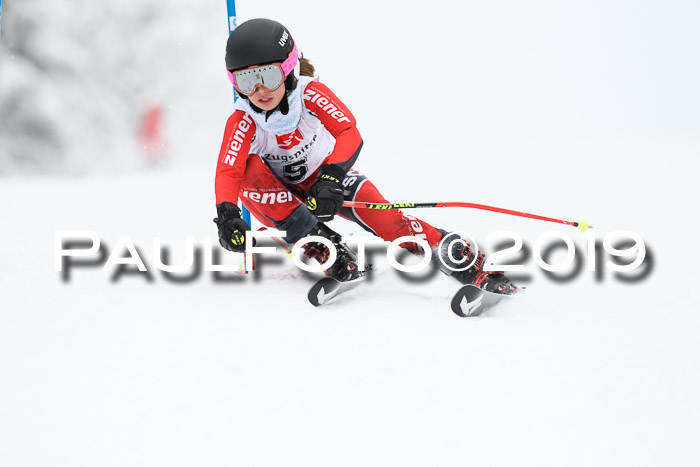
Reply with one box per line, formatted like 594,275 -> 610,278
2,168 -> 698,467
1,0 -> 699,466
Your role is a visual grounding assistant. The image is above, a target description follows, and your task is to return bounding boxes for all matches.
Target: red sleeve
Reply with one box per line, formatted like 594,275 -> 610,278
214,110 -> 256,205
303,81 -> 363,169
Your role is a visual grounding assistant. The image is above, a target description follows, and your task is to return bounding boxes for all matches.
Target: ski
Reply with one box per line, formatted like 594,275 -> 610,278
307,275 -> 367,307
308,269 -> 520,315
450,284 -> 517,317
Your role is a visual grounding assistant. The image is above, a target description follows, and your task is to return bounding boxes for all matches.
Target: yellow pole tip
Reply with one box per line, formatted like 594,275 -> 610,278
577,220 -> 590,232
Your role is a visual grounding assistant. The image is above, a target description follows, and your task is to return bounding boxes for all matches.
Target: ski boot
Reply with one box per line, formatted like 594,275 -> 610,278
301,223 -> 365,282
437,232 -> 520,295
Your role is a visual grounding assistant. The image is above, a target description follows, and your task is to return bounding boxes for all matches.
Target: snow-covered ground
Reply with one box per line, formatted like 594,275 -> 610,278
1,1 -> 699,466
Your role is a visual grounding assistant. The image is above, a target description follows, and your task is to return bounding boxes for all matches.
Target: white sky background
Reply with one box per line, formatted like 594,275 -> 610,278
1,1 -> 699,466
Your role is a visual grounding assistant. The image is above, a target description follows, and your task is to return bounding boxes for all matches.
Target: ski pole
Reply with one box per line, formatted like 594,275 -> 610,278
225,1 -> 252,229
257,227 -> 293,257
342,201 -> 591,232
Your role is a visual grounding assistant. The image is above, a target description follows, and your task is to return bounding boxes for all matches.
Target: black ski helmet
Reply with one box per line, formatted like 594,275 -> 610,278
225,18 -> 296,74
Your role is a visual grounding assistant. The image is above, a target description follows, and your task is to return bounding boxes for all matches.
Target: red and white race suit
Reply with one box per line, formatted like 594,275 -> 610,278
215,77 -> 445,247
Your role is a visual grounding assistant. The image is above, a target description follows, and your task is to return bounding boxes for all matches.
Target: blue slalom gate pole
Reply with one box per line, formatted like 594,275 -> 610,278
0,0 -> 3,37
225,0 -> 252,227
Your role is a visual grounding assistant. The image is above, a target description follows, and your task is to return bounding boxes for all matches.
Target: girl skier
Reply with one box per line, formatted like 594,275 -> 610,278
214,18 -> 517,294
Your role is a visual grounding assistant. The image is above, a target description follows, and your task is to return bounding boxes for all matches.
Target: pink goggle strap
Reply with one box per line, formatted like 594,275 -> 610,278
227,41 -> 299,87
280,41 -> 299,77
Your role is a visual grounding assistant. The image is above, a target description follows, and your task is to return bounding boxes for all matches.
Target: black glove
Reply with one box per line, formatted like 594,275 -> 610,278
214,202 -> 251,252
306,164 -> 345,221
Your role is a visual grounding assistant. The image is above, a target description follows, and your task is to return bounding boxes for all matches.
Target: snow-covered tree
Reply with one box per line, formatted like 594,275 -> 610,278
0,0 -> 221,175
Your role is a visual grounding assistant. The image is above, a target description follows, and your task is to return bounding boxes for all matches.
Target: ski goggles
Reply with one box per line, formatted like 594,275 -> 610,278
230,64 -> 285,95
227,42 -> 299,95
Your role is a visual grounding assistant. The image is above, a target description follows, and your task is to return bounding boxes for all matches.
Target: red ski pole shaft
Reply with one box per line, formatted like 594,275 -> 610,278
256,227 -> 293,256
342,201 -> 591,232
